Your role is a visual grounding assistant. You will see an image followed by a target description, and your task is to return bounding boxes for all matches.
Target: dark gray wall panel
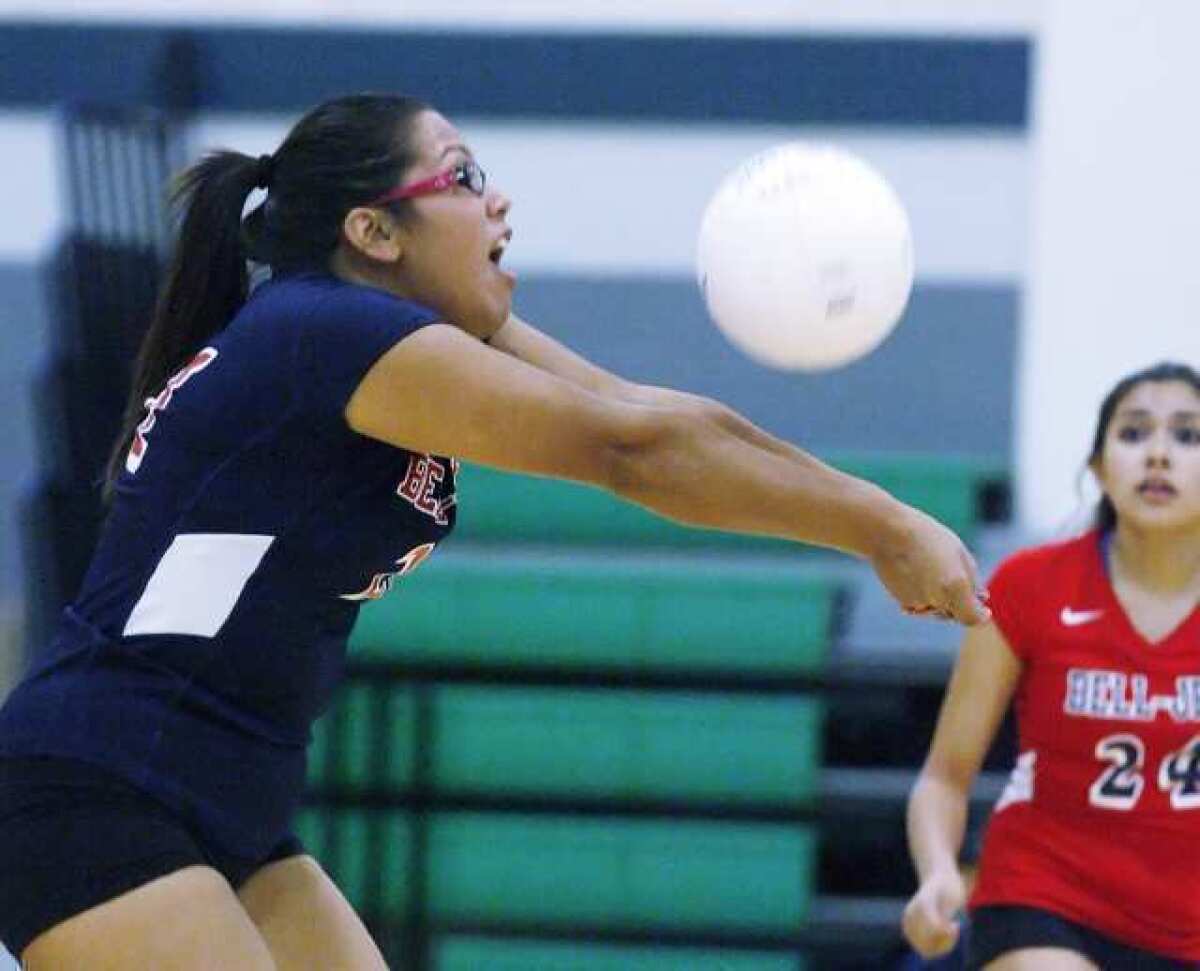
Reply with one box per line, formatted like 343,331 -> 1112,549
512,276 -> 1016,460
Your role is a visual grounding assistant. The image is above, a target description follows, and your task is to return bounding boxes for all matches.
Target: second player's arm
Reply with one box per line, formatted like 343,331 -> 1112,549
901,621 -> 1020,955
908,621 -> 1022,884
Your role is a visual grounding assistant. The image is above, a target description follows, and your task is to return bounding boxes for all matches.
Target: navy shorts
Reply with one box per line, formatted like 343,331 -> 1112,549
967,905 -> 1200,970
0,756 -> 303,958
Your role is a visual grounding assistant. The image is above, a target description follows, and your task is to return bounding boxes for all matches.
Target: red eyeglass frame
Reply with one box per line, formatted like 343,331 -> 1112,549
368,161 -> 485,206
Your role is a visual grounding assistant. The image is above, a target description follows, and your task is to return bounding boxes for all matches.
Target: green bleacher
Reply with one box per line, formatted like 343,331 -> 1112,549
311,682 -> 822,804
435,937 -> 804,971
452,454 -> 1003,550
305,454 -> 1002,966
431,687 -> 823,804
348,553 -> 836,673
427,813 -> 814,930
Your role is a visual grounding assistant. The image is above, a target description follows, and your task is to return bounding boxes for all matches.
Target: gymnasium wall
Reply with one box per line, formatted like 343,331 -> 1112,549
0,8 -> 1032,625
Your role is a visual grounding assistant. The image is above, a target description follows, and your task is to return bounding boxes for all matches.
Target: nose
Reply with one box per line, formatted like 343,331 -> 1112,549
486,186 -> 511,220
1146,427 -> 1172,467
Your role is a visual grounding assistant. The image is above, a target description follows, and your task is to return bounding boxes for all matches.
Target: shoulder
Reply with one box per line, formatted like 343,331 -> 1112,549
991,530 -> 1099,589
249,272 -> 441,332
236,274 -> 448,423
987,531 -> 1101,656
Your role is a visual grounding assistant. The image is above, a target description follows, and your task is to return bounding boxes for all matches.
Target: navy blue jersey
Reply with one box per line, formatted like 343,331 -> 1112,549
0,272 -> 456,857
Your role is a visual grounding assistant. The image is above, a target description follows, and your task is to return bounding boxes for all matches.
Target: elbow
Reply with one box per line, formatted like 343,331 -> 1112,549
593,401 -> 694,503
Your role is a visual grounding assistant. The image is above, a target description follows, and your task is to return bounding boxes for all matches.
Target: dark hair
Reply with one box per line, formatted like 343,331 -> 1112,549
1087,360 -> 1200,531
104,93 -> 431,494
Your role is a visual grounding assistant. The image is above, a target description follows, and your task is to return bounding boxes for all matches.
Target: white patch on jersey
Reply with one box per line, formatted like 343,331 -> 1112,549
123,532 -> 275,638
995,750 -> 1036,812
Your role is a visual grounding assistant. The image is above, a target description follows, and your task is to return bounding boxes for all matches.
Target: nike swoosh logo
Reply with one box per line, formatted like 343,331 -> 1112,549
1061,607 -> 1105,627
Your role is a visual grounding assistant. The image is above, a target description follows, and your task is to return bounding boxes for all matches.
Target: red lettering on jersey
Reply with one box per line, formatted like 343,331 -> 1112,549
396,455 -> 430,504
395,455 -> 454,525
126,347 -> 219,474
416,460 -> 445,521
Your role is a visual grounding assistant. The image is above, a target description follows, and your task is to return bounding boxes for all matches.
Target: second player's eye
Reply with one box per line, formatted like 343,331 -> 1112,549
1116,425 -> 1148,443
1173,425 -> 1200,446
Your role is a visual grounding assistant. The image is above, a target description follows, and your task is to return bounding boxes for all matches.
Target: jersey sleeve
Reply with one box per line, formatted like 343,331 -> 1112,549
296,284 -> 441,423
986,547 -> 1044,662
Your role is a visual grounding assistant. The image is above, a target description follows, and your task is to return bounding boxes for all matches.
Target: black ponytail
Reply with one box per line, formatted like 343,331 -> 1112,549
104,93 -> 431,496
104,152 -> 260,495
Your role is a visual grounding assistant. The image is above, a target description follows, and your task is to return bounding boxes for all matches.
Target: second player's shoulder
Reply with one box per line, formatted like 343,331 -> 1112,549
992,530 -> 1100,588
986,531 -> 1104,655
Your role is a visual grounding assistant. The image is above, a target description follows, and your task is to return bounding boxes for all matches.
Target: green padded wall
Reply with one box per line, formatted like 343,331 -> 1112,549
452,455 -> 1000,550
433,686 -> 823,804
435,937 -> 804,970
350,553 -> 836,673
426,813 -> 816,931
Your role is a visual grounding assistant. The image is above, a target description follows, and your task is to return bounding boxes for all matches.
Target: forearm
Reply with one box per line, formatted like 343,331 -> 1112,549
622,383 -> 801,462
907,772 -> 970,883
492,314 -> 836,466
612,404 -> 914,558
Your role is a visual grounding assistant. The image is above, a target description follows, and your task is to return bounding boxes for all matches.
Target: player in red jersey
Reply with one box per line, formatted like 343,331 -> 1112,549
902,361 -> 1200,970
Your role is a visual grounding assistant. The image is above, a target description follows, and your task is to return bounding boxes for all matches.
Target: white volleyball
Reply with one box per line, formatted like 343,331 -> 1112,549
697,143 -> 914,371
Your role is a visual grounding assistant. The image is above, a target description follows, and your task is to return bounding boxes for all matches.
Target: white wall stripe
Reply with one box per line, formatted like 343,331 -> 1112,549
0,111 -> 1028,283
0,112 -> 64,262
193,116 -> 1031,283
1,1 -> 1042,35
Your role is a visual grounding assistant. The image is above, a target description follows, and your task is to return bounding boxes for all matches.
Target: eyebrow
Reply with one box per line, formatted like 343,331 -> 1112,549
1115,408 -> 1200,420
439,143 -> 472,161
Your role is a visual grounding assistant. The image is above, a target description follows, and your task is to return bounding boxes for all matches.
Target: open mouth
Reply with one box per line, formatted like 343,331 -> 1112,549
1137,479 -> 1177,498
489,232 -> 511,266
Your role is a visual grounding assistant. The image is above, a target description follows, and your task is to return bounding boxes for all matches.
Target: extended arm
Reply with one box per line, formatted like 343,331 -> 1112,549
903,622 -> 1021,955
348,318 -> 989,622
487,314 -> 990,621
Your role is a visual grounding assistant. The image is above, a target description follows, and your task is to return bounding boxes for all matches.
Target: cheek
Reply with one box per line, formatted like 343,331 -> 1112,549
1094,447 -> 1135,492
1184,452 -> 1200,492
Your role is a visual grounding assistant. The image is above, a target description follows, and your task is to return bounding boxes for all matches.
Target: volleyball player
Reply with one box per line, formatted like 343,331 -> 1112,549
0,93 -> 988,968
903,362 -> 1200,969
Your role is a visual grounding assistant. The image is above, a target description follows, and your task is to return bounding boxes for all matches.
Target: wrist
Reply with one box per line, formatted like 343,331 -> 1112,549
836,479 -> 917,559
924,860 -> 961,883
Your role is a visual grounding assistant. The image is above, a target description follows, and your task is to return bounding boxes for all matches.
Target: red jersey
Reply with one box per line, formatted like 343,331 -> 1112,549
969,530 -> 1200,959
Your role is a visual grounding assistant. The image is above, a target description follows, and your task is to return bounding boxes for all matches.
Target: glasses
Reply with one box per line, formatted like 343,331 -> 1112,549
369,160 -> 487,206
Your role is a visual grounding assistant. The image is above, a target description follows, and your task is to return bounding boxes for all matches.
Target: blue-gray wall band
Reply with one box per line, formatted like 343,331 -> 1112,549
0,24 -> 1029,125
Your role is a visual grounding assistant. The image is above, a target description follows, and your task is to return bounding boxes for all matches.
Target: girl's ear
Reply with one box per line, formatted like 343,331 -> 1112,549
341,206 -> 405,263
